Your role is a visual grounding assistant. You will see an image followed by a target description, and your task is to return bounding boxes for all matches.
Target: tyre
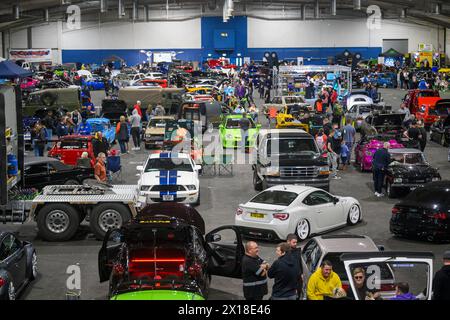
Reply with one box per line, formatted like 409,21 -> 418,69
64,179 -> 79,185
253,170 -> 263,191
295,219 -> 310,241
386,181 -> 397,198
37,204 -> 80,241
347,204 -> 361,226
28,251 -> 38,281
90,203 -> 131,240
40,92 -> 57,106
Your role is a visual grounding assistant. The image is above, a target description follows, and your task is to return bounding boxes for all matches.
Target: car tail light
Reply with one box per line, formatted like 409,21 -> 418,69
236,207 -> 243,216
431,212 -> 448,220
0,277 -> 5,287
113,264 -> 124,275
391,207 -> 401,215
273,213 -> 289,221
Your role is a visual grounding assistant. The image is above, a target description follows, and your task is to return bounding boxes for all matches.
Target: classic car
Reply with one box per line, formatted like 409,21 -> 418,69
390,181 -> 450,242
114,73 -> 146,87
219,114 -> 261,148
385,148 -> 441,198
24,156 -> 94,190
131,79 -> 166,88
368,73 -> 396,88
0,231 -> 37,300
430,111 -> 450,147
360,113 -> 407,143
83,75 -> 110,90
343,90 -> 383,108
136,152 -> 201,206
100,98 -> 128,124
99,203 -> 244,300
184,86 -> 213,95
235,185 -> 362,241
84,118 -> 116,144
145,72 -> 164,79
344,103 -> 379,130
417,99 -> 450,131
401,89 -> 440,116
20,77 -> 40,90
48,135 -> 96,167
354,135 -> 404,172
143,116 -> 176,149
275,105 -> 310,131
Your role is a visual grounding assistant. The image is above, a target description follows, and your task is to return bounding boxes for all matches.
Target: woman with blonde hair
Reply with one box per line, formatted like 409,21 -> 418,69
116,115 -> 129,154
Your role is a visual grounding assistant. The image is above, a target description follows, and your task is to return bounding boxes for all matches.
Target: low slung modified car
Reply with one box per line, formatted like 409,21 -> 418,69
0,232 -> 37,300
354,135 -> 403,172
390,181 -> 450,242
137,152 -> 201,206
98,203 -> 244,300
235,185 -> 362,241
219,114 -> 261,148
385,148 -> 441,198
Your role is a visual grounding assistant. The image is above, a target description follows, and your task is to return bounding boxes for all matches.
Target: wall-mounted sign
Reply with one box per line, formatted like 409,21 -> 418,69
9,49 -> 52,62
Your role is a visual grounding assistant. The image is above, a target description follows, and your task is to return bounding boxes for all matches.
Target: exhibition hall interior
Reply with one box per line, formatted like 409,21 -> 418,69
0,0 -> 450,302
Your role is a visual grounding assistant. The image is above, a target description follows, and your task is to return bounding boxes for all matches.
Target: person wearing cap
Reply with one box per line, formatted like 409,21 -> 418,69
432,251 -> 450,300
372,141 -> 391,197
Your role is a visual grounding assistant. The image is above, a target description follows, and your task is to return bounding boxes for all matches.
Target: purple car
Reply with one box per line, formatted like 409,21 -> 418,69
355,137 -> 403,172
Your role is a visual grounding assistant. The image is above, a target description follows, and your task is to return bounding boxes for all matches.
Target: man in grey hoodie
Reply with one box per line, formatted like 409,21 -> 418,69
129,108 -> 142,150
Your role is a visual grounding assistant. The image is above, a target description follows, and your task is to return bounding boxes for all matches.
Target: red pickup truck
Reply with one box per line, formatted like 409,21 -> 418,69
48,135 -> 95,168
401,89 -> 440,127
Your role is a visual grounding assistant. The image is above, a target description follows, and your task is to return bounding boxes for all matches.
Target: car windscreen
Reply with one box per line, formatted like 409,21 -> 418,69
134,81 -> 159,87
60,140 -> 88,149
430,105 -> 449,116
226,118 -> 255,129
403,188 -> 449,207
390,152 -> 426,165
267,138 -> 319,156
417,91 -> 439,98
250,190 -> 298,206
148,119 -> 171,128
284,96 -> 305,104
358,106 -> 373,114
144,158 -> 193,172
90,123 -> 108,132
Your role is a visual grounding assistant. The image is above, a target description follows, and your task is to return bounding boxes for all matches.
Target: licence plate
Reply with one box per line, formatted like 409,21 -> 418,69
250,213 -> 265,219
155,141 -> 163,145
162,195 -> 174,201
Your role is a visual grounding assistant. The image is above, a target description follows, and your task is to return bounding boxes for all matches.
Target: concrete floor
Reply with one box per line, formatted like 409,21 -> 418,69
4,88 -> 450,300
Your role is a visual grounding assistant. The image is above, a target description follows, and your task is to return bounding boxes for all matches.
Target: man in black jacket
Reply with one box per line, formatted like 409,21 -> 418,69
286,234 -> 304,299
92,131 -> 110,158
241,241 -> 268,300
267,242 -> 299,300
432,251 -> 450,300
372,141 -> 391,197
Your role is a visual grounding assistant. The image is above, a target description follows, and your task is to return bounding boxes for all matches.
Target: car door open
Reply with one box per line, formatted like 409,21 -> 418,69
98,229 -> 124,282
340,251 -> 434,300
206,226 -> 244,279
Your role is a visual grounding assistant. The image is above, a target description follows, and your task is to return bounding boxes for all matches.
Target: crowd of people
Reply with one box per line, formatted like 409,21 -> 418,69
242,237 -> 450,300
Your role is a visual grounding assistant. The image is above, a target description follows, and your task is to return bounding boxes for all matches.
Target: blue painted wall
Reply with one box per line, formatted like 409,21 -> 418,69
62,16 -> 382,66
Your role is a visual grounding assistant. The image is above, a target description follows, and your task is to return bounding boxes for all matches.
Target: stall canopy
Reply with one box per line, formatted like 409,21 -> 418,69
380,48 -> 404,57
0,60 -> 33,79
103,55 -> 125,64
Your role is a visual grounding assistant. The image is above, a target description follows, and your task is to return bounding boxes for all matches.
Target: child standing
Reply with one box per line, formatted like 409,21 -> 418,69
340,140 -> 350,171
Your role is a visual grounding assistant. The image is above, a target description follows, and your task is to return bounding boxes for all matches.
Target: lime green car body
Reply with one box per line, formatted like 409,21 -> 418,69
219,114 -> 261,148
110,290 -> 205,300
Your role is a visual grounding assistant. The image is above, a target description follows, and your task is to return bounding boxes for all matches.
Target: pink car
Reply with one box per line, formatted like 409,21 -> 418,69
355,137 -> 403,172
20,77 -> 40,90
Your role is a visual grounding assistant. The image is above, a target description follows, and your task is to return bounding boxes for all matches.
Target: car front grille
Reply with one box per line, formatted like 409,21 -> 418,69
280,166 -> 318,178
151,185 -> 186,192
146,134 -> 164,141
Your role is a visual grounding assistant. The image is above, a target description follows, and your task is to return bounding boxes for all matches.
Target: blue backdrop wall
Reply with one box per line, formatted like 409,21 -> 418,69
62,16 -> 382,65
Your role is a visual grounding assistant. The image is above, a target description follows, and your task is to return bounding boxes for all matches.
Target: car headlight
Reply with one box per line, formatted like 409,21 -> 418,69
145,134 -> 151,138
263,166 -> 280,176
225,134 -> 234,140
432,177 -> 440,182
394,178 -> 402,183
140,185 -> 151,191
186,185 -> 196,191
317,166 -> 330,175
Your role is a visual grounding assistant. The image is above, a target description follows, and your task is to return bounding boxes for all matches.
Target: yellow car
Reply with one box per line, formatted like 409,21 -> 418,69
275,106 -> 309,132
185,86 -> 212,95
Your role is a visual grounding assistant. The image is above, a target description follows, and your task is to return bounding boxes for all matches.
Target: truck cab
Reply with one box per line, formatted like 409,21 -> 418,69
402,89 -> 440,117
252,129 -> 330,192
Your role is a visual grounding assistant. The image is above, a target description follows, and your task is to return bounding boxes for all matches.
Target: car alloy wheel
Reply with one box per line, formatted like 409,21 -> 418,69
348,204 -> 361,225
8,282 -> 16,300
98,209 -> 123,233
296,219 -> 310,241
32,252 -> 38,279
46,210 -> 70,234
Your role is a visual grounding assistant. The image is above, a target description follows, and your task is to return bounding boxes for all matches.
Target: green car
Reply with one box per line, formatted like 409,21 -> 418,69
219,114 -> 261,148
110,286 -> 205,300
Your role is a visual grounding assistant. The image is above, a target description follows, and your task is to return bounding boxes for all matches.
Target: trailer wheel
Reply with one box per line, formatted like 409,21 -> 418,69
90,203 -> 131,240
37,204 -> 80,241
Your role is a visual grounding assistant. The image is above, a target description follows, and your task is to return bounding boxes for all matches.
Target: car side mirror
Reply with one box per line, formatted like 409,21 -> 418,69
377,245 -> 385,252
206,233 -> 221,243
195,164 -> 202,172
333,197 -> 339,204
136,165 -> 143,171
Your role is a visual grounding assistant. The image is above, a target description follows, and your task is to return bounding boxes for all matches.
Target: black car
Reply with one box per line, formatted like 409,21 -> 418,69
385,148 -> 441,198
24,156 -> 94,190
0,231 -> 37,300
390,181 -> 450,242
98,203 -> 244,299
101,98 -> 128,124
430,108 -> 450,147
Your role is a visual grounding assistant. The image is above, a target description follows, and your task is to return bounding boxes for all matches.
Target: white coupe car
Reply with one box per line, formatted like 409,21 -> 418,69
235,185 -> 362,241
137,152 -> 201,206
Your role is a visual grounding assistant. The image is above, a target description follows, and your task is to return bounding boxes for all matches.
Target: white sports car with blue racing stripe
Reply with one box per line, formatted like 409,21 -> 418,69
137,152 -> 201,206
